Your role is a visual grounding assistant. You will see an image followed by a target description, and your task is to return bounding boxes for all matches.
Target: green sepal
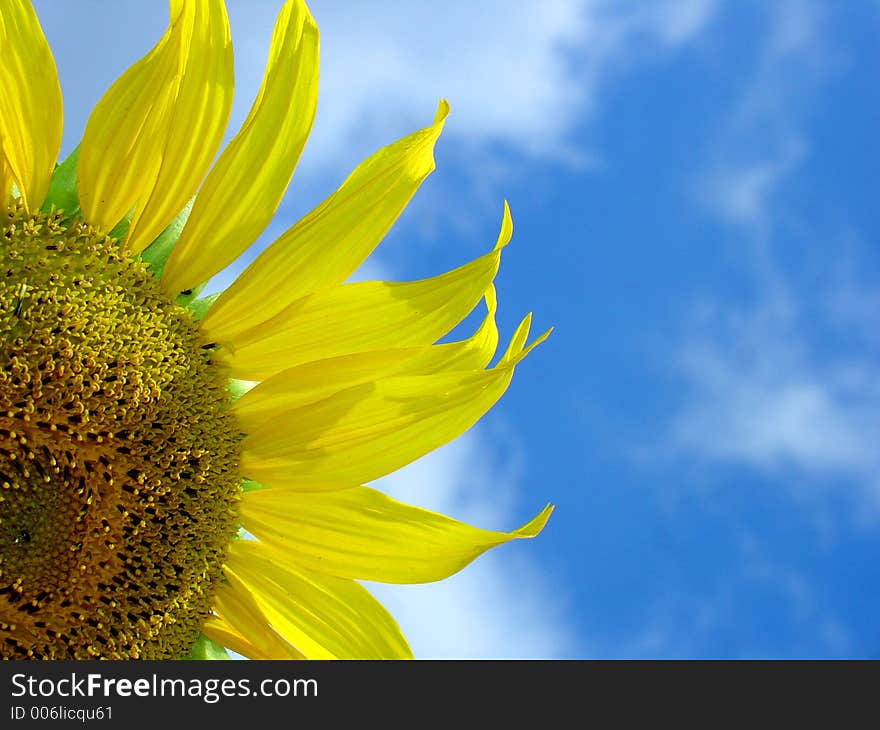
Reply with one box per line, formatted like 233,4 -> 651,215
228,378 -> 258,402
188,634 -> 230,660
175,281 -> 206,309
108,211 -> 132,242
139,198 -> 194,278
41,147 -> 80,219
240,479 -> 267,493
188,292 -> 220,320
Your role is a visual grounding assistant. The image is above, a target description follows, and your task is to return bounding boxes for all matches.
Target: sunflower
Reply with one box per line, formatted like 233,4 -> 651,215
0,0 -> 552,660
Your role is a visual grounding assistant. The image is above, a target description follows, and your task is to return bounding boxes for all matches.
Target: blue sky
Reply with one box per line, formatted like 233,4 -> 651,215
33,0 -> 880,657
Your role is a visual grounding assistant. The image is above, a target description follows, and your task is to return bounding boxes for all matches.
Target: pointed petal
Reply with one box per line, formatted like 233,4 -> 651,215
199,101 -> 449,337
240,320 -> 551,489
0,0 -> 63,210
161,0 -> 319,295
232,288 -> 497,432
210,204 -> 512,380
77,0 -> 233,253
225,540 -> 412,659
241,485 -> 553,584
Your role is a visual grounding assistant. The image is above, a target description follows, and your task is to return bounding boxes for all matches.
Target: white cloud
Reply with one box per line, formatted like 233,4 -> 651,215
295,0 -> 716,169
367,426 -> 572,659
671,291 -> 880,482
308,0 -> 587,163
661,221 -> 880,533
701,138 -> 805,229
663,0 -> 880,513
665,0 -> 880,502
695,0 -> 829,230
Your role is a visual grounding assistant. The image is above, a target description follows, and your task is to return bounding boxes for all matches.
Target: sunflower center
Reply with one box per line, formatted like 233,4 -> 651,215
0,204 -> 240,659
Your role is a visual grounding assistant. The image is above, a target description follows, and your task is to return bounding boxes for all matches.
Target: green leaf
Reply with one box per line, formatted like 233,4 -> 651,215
140,198 -> 194,278
189,634 -> 230,660
41,147 -> 80,218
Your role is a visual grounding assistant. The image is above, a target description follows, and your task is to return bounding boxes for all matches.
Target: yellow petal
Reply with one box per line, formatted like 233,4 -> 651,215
0,0 -> 63,211
240,318 -> 550,489
0,150 -> 10,206
161,0 -> 319,296
206,574 -> 305,660
210,203 -> 513,380
232,288 -> 498,432
241,485 -> 553,584
77,0 -> 233,254
199,100 -> 449,337
201,618 -> 276,661
225,540 -> 412,659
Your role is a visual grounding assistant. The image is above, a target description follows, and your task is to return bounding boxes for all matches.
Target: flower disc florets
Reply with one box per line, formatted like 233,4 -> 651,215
0,205 -> 240,659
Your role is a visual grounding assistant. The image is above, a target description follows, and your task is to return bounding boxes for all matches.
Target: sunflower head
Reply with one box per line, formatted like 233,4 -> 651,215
0,0 -> 552,660
0,204 -> 240,658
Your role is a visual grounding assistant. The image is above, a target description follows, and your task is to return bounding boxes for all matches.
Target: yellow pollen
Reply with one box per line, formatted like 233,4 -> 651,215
0,204 -> 241,659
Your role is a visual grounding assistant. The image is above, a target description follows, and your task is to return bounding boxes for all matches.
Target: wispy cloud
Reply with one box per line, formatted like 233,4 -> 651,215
636,4 -> 880,658
601,531 -> 853,658
291,0 -> 718,172
670,286 -> 880,493
668,1 -> 880,509
695,0 -> 830,231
